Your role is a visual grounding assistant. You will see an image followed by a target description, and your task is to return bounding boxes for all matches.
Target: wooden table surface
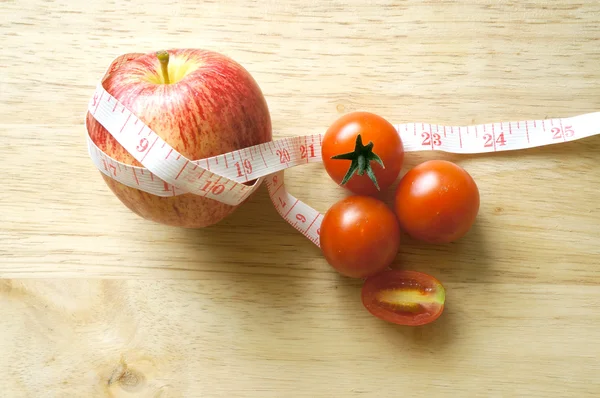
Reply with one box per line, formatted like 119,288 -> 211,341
2,1 -> 600,396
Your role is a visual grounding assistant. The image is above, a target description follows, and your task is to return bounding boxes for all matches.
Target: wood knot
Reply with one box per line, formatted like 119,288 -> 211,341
108,358 -> 146,393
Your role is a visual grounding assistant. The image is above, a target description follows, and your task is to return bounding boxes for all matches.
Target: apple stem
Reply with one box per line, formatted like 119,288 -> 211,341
157,50 -> 170,84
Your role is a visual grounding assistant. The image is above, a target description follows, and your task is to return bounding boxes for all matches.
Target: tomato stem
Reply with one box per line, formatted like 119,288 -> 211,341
331,134 -> 385,190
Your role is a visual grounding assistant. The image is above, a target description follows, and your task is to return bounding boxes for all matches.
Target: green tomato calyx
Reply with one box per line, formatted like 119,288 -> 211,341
331,134 -> 385,190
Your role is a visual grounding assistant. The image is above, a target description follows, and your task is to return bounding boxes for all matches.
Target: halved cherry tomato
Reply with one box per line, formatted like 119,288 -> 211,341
319,195 -> 400,278
394,160 -> 480,243
321,112 -> 404,196
361,270 -> 446,326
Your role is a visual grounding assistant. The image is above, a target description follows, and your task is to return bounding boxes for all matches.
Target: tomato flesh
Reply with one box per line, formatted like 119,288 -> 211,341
361,270 -> 446,326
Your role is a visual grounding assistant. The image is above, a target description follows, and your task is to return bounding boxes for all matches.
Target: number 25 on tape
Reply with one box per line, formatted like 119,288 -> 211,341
552,126 -> 574,140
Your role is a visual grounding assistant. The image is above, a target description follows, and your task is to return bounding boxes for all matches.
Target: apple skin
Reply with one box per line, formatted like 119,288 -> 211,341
86,49 -> 272,228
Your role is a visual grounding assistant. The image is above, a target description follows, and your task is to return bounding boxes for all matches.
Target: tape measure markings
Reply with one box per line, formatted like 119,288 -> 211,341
265,171 -> 323,245
88,98 -> 599,201
89,82 -> 276,205
397,113 -> 599,154
86,53 -> 600,249
89,83 -> 600,202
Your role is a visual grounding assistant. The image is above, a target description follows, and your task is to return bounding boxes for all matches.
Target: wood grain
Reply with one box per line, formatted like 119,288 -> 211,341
1,0 -> 600,396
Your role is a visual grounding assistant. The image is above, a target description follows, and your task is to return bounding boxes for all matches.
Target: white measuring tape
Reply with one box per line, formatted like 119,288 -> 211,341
85,53 -> 600,247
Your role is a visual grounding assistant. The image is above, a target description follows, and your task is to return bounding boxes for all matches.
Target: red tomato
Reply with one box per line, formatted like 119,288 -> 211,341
321,112 -> 404,196
319,195 -> 400,278
361,270 -> 446,326
394,160 -> 480,243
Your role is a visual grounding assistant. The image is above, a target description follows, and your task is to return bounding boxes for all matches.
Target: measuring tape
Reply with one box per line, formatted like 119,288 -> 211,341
86,53 -> 600,247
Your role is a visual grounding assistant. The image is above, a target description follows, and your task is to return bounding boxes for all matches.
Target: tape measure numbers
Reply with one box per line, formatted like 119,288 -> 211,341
86,53 -> 600,247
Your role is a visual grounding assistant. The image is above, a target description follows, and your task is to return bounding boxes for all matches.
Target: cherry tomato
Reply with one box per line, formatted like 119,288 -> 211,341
361,270 -> 446,326
319,195 -> 400,278
321,112 -> 404,196
394,160 -> 480,243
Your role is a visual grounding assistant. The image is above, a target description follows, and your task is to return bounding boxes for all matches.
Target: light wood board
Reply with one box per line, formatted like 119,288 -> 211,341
1,0 -> 599,396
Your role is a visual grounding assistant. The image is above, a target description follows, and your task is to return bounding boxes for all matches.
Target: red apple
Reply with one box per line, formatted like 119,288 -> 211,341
86,49 -> 272,228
